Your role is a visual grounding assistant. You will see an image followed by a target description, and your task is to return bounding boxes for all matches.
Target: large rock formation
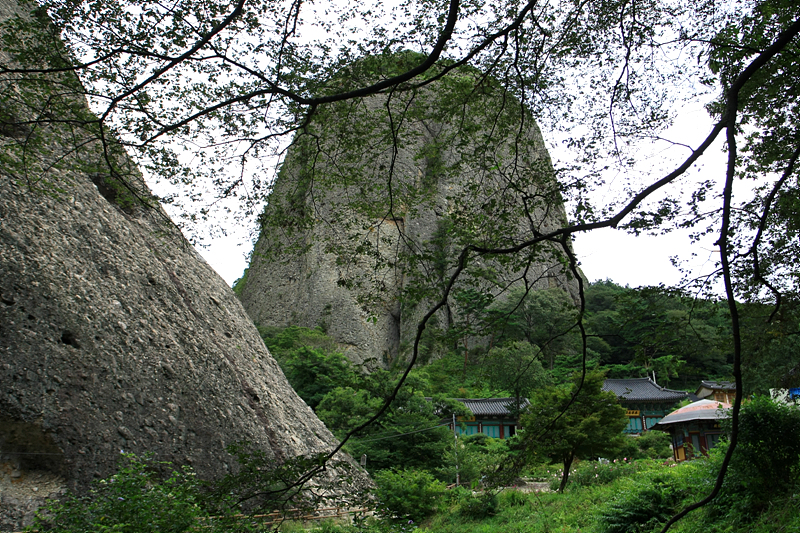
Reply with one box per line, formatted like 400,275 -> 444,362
0,1 -> 367,529
239,57 -> 581,368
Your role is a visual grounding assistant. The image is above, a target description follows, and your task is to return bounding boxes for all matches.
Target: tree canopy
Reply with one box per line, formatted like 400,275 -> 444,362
520,370 -> 628,492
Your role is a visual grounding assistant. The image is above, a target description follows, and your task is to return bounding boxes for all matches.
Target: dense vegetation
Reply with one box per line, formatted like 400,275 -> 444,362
253,281 -> 742,486
30,396 -> 800,533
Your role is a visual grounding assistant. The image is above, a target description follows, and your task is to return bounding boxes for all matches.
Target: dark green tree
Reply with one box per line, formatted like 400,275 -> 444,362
483,340 -> 549,413
520,370 -> 627,492
316,372 -> 470,473
583,283 -> 731,387
488,287 -> 580,370
257,326 -> 358,410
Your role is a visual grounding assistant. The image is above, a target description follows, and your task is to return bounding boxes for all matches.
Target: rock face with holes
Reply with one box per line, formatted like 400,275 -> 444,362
0,1 -> 367,529
238,62 -> 581,369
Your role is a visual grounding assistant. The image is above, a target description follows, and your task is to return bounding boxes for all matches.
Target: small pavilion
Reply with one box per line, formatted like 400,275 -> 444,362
650,399 -> 731,461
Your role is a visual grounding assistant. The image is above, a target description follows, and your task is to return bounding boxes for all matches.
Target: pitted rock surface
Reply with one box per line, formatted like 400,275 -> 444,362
0,0 -> 369,529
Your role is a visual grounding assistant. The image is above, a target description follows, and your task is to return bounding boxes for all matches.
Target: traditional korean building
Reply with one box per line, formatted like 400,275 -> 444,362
695,380 -> 736,404
650,399 -> 731,461
449,397 -> 529,439
602,378 -> 688,434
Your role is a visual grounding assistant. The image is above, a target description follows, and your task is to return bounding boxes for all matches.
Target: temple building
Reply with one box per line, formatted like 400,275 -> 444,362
650,399 -> 731,461
602,378 -> 688,434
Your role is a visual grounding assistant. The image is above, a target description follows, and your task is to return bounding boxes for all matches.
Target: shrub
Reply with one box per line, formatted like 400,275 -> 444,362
709,396 -> 800,519
499,489 -> 529,508
597,476 -> 682,533
373,469 -> 446,522
567,459 -> 637,489
613,432 -> 672,461
727,396 -> 800,491
28,453 -> 208,533
635,431 -> 673,459
457,491 -> 499,519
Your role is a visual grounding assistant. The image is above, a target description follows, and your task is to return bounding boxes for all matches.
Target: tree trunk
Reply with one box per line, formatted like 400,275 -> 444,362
559,452 -> 574,492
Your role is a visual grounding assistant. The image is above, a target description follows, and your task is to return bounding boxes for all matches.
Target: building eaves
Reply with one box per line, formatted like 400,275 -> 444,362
454,397 -> 530,416
650,399 -> 731,429
697,380 -> 736,391
602,378 -> 688,402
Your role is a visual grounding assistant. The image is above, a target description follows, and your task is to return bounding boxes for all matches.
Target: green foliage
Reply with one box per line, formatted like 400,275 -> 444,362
740,302 -> 800,395
27,453 -> 209,533
709,396 -> 800,519
498,489 -> 528,508
280,346 -> 357,410
258,326 -> 359,410
373,469 -> 446,522
258,325 -> 343,361
729,395 -> 800,491
634,431 -> 673,460
564,459 -> 638,490
483,341 -> 549,413
316,372 -> 469,473
611,432 -> 673,462
415,349 -> 495,398
457,491 -> 499,520
521,370 -> 628,492
26,449 -> 359,533
597,476 -> 683,533
437,433 -> 517,487
705,0 -> 800,301
487,287 -> 580,371
232,268 -> 248,297
210,442 -> 358,514
583,283 -> 731,388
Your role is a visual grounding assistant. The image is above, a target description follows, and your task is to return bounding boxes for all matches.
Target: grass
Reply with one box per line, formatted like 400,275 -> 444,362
314,457 -> 800,533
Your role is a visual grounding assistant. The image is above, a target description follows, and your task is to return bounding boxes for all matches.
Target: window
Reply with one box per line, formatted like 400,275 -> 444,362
482,425 -> 500,438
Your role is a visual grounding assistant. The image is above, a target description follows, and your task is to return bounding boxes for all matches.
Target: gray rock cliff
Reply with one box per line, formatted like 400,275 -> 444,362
239,60 -> 581,369
0,1 -> 368,529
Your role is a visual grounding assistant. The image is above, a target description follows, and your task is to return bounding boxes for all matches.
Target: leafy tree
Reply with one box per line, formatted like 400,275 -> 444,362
437,433 -> 521,487
583,282 -> 732,387
316,372 -> 470,473
520,370 -> 628,492
483,340 -> 549,413
488,287 -> 581,370
372,469 -> 447,523
257,326 -> 359,410
258,325 -> 342,361
278,346 -> 357,410
739,301 -> 800,395
417,348 -> 496,398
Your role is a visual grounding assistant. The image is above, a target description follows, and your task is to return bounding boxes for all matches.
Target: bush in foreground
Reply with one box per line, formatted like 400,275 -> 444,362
28,453 -> 209,533
373,469 -> 446,523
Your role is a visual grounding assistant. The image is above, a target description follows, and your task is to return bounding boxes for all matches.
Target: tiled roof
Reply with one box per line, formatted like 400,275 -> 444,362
698,380 -> 736,391
602,378 -> 688,402
454,397 -> 530,416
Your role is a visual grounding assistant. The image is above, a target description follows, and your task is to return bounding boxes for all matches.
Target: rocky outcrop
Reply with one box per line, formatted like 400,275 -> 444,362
240,59 -> 580,368
0,1 -> 367,529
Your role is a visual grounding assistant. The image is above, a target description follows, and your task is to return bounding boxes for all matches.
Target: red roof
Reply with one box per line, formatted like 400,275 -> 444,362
650,399 -> 731,429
